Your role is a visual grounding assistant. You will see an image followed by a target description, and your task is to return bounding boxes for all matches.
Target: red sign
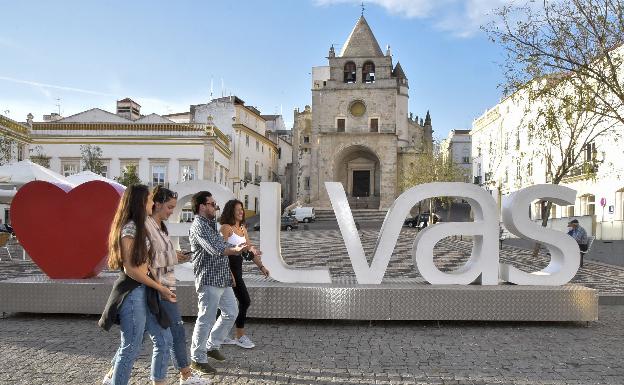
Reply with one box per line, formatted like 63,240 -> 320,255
11,180 -> 124,278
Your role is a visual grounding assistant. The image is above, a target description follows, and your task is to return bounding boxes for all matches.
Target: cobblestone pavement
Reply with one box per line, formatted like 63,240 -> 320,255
2,228 -> 624,294
1,308 -> 623,385
2,228 -> 624,384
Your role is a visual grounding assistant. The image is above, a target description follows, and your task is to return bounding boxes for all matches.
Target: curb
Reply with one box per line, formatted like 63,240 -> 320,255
599,295 -> 624,305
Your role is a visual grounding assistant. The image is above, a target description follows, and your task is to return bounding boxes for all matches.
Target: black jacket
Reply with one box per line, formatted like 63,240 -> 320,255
98,271 -> 170,331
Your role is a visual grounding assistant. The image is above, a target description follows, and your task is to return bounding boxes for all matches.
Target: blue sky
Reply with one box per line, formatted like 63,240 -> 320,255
0,0 -> 507,140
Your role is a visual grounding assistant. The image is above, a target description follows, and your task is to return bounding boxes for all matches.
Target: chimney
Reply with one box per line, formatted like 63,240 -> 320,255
116,98 -> 141,121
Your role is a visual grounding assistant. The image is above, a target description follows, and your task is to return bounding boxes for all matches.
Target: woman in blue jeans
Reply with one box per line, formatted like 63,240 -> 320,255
99,184 -> 176,385
145,186 -> 209,384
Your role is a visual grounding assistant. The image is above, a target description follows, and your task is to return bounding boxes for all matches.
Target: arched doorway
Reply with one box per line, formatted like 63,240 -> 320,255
333,145 -> 381,209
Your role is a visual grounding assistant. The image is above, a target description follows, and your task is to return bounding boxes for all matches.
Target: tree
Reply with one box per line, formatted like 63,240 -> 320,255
485,0 -> 624,256
80,144 -> 105,175
114,164 -> 142,187
29,145 -> 50,168
0,136 -> 12,165
401,141 -> 470,221
485,0 -> 624,125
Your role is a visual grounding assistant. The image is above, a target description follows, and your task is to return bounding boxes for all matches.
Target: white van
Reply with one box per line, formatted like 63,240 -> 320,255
290,207 -> 315,223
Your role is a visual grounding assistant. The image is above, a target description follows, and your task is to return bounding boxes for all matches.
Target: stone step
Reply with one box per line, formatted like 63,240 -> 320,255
314,209 -> 388,222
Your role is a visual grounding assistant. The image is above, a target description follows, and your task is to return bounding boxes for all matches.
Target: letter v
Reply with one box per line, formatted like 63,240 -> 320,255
325,182 -> 403,284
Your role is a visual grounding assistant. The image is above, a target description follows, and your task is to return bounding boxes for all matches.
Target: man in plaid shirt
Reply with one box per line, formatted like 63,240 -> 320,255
189,191 -> 245,375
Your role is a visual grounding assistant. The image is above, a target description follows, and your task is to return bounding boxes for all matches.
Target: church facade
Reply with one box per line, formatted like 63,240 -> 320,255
292,16 -> 433,210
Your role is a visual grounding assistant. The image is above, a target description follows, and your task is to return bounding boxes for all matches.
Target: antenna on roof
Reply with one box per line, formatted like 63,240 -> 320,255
55,98 -> 61,115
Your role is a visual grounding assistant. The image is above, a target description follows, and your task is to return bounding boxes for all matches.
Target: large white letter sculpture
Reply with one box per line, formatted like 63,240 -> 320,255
259,182 -> 332,283
500,184 -> 579,285
327,182 -> 499,285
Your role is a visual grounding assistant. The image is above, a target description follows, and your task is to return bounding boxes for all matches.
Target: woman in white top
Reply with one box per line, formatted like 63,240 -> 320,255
219,199 -> 269,349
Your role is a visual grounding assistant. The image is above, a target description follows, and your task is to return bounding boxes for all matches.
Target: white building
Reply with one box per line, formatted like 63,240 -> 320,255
440,129 -> 472,183
471,89 -> 624,240
21,98 -> 230,191
190,96 -> 281,214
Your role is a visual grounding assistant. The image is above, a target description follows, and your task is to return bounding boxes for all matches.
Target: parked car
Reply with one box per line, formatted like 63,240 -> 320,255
253,215 -> 299,231
290,207 -> 315,223
404,212 -> 440,228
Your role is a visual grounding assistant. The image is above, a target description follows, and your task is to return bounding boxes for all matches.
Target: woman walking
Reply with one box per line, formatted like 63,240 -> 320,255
146,186 -> 209,384
219,199 -> 269,349
99,184 -> 175,385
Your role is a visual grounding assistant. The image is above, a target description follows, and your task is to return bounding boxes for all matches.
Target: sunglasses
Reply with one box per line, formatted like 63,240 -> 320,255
205,201 -> 220,210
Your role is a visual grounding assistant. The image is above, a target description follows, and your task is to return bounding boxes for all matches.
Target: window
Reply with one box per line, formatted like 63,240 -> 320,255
244,195 -> 249,209
527,162 -> 533,177
246,135 -> 249,146
151,164 -> 167,186
370,118 -> 379,133
337,118 -> 345,132
584,142 -> 596,162
462,156 -> 470,164
100,163 -> 109,178
567,205 -> 575,217
61,161 -> 79,177
244,159 -> 250,181
303,136 -> 310,144
343,61 -> 356,83
305,176 -> 310,190
262,144 -> 264,153
256,140 -> 259,151
120,161 -> 139,178
254,163 -> 260,181
278,148 -> 282,159
580,194 -> 595,216
254,197 -> 259,212
17,145 -> 24,161
180,163 -> 196,182
362,61 -> 375,83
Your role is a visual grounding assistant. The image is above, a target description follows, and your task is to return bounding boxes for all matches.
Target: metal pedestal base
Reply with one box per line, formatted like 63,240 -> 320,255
0,275 -> 598,321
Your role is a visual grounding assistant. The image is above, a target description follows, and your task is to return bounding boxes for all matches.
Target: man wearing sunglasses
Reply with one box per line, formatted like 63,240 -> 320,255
188,191 -> 246,375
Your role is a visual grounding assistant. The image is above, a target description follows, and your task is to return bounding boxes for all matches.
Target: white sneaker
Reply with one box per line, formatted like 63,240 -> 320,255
235,335 -> 255,349
102,373 -> 112,385
180,374 -> 210,385
222,337 -> 237,345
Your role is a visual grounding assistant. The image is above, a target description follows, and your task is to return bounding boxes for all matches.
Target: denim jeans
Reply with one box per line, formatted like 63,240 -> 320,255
111,285 -> 173,385
159,298 -> 189,370
190,285 -> 238,363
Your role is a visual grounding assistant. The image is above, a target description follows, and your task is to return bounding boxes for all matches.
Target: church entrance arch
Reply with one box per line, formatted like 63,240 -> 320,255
333,145 -> 381,209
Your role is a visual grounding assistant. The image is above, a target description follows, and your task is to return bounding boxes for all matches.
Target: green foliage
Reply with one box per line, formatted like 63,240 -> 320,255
0,136 -> 12,166
114,164 -> 141,187
29,145 -> 50,168
80,144 -> 105,175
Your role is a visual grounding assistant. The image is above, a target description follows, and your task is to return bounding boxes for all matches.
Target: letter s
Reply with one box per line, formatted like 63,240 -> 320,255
500,184 -> 579,285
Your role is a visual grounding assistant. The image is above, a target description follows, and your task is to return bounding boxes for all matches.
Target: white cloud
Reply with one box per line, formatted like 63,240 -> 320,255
313,0 -> 511,37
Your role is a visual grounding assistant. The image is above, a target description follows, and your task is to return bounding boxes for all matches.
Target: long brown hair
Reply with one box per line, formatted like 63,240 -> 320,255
220,199 -> 245,226
108,184 -> 152,270
151,185 -> 178,235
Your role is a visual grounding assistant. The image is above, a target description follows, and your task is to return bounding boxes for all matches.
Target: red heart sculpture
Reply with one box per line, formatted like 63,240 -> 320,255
10,180 -> 124,278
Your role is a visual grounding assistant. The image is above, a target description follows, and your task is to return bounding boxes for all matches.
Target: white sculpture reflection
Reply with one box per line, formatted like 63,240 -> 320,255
500,184 -> 579,285
259,182 -> 332,283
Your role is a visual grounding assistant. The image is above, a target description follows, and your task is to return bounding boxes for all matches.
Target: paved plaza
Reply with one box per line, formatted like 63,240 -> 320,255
1,228 -> 624,384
